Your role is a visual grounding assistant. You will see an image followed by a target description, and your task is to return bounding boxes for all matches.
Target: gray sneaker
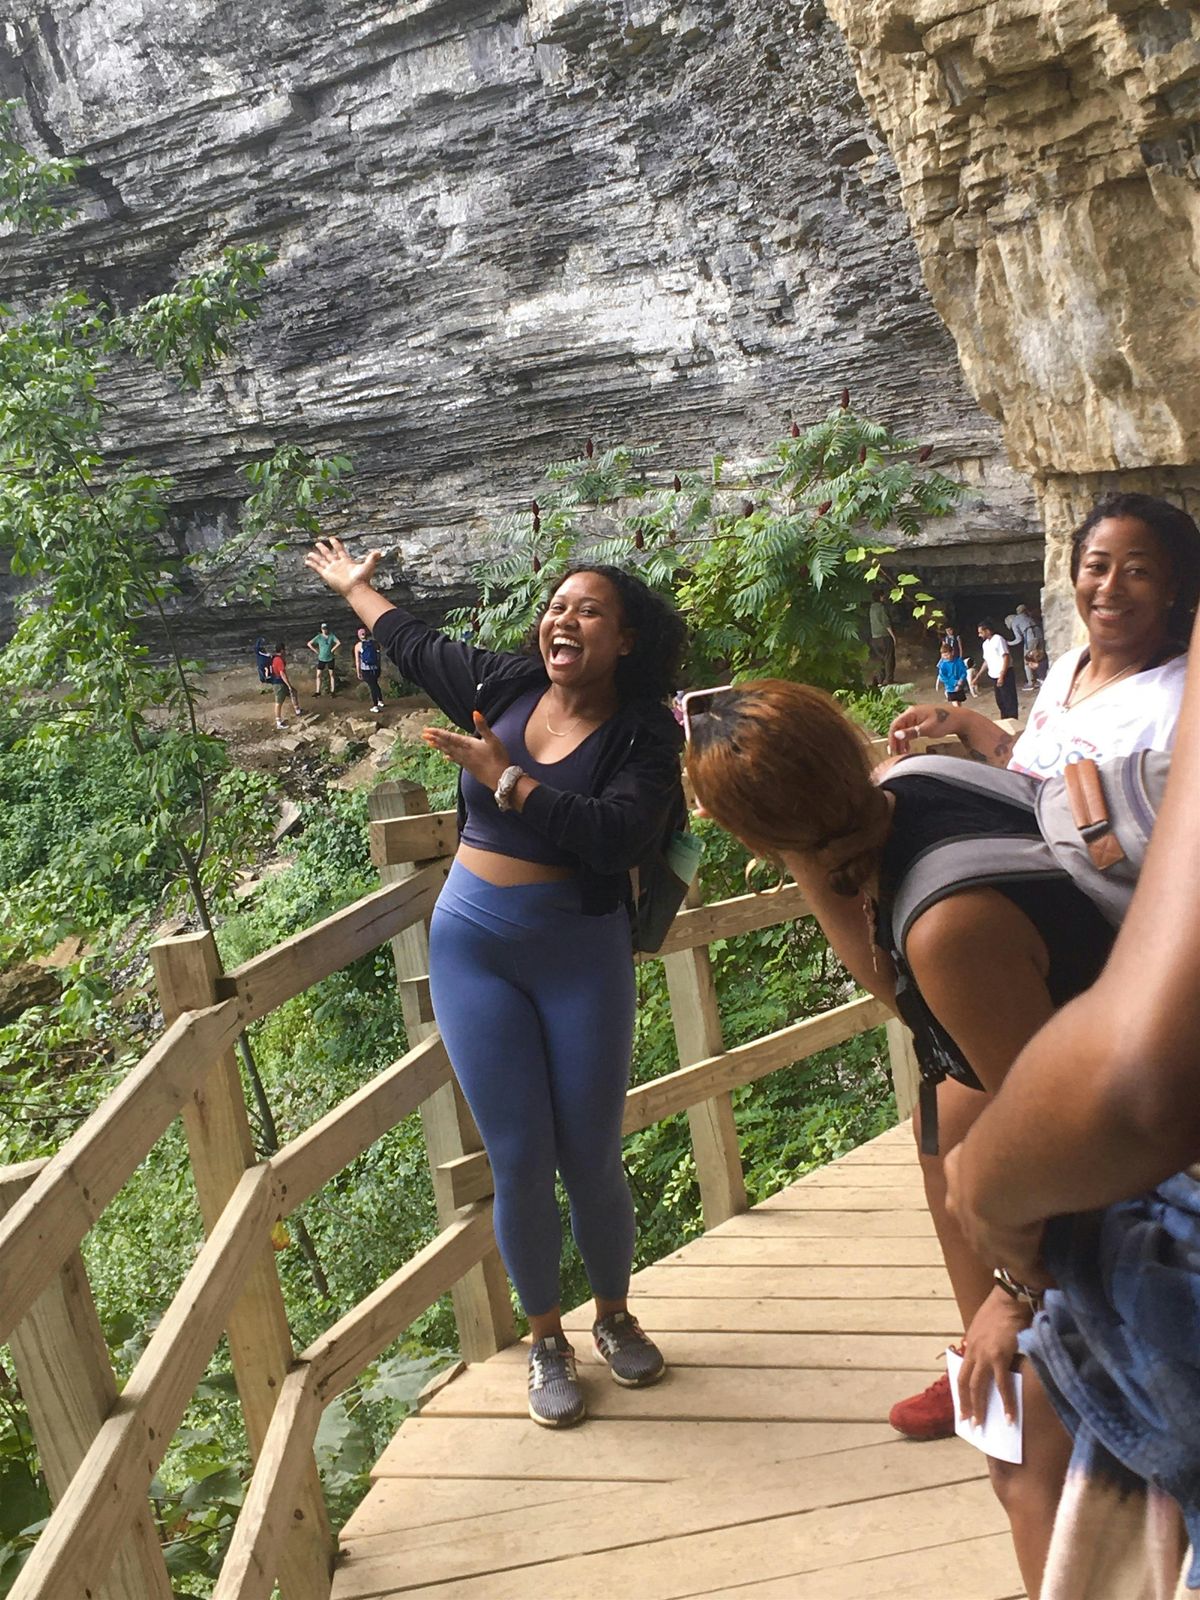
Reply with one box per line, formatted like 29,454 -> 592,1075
527,1336 -> 586,1428
592,1311 -> 666,1388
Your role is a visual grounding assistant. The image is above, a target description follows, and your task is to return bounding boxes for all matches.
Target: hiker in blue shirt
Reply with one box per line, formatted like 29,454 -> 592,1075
936,644 -> 970,705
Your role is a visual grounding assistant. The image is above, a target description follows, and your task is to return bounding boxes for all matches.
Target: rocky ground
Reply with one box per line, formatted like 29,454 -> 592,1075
195,663 -> 435,789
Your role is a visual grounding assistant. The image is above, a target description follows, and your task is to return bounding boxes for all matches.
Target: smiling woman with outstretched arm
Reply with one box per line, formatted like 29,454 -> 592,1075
305,537 -> 689,1431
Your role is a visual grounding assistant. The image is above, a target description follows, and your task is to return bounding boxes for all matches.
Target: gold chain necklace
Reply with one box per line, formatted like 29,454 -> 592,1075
1065,661 -> 1139,709
544,699 -> 586,737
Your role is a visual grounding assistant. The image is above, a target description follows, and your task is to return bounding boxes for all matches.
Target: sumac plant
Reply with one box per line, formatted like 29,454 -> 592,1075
451,406 -> 962,688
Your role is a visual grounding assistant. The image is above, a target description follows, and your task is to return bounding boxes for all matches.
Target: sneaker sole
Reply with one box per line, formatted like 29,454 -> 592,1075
593,1341 -> 668,1388
527,1397 -> 587,1428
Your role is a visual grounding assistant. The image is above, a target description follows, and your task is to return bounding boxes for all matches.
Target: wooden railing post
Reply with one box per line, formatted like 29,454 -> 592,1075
368,779 -> 515,1362
885,1016 -> 921,1123
661,884 -> 748,1229
151,932 -> 333,1600
0,1163 -> 173,1600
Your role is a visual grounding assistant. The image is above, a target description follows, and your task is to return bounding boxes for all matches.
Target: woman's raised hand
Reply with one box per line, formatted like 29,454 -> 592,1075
887,702 -> 961,755
305,537 -> 382,597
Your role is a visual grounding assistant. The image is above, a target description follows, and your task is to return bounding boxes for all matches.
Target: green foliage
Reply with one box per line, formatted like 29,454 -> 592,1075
0,1360 -> 48,1595
0,100 -> 77,233
835,682 -> 914,738
0,104 -> 352,934
450,413 -> 960,688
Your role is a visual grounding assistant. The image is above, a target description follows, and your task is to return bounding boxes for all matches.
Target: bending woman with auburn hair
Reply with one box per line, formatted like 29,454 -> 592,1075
684,679 -> 1119,1598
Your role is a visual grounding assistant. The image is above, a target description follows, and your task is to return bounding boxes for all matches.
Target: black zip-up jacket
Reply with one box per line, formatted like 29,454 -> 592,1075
374,606 -> 686,916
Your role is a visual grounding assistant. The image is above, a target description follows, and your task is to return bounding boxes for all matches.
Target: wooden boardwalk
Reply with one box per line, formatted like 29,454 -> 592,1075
332,1122 -> 1025,1600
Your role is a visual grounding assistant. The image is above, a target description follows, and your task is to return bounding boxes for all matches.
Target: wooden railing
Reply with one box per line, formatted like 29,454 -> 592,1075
0,746 -> 937,1600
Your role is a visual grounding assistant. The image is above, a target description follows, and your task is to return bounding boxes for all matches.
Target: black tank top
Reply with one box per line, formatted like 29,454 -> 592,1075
459,688 -> 609,866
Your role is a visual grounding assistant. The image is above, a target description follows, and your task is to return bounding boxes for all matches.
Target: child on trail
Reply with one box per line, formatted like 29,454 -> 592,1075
354,626 -> 385,711
307,622 -> 341,695
936,644 -> 970,704
268,644 -> 301,728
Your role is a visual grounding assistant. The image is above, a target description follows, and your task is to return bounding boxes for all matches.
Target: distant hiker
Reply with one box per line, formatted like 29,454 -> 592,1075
1007,605 -> 1047,689
354,626 -> 385,712
972,620 -> 1018,719
867,589 -> 896,686
307,622 -> 341,696
254,636 -> 273,684
268,643 -> 301,729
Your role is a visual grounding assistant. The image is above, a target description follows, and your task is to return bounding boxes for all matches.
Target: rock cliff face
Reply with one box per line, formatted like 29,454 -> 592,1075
0,0 -> 1041,658
825,0 -> 1200,649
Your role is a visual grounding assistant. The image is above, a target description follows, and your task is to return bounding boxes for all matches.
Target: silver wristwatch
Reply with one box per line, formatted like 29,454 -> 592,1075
494,764 -> 525,812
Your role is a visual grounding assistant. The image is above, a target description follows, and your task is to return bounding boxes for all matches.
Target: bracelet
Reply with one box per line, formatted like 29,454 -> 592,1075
993,1266 -> 1043,1313
494,764 -> 525,813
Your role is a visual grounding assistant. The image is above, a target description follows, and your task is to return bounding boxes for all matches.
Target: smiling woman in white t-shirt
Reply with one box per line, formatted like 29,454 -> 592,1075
1006,647 -> 1187,777
881,491 -> 1200,1450
890,493 -> 1200,776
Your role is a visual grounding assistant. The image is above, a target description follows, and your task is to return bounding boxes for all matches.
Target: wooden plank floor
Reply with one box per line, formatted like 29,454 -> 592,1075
332,1121 -> 1025,1599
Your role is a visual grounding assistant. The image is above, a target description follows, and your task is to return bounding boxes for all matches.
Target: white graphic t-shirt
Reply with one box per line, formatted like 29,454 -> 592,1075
1008,646 -> 1188,779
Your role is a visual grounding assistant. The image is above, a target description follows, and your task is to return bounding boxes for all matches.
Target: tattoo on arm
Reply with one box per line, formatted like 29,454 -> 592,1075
957,724 -> 1016,767
935,709 -> 950,724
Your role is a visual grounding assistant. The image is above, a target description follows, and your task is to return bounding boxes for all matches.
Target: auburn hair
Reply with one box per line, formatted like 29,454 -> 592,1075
685,680 -> 891,896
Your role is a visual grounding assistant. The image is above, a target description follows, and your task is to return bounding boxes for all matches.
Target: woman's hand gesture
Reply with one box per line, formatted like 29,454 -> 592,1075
305,537 -> 382,597
423,712 -> 511,793
887,702 -> 961,754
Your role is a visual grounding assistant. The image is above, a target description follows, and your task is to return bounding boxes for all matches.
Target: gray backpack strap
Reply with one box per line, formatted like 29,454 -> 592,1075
889,835 -> 1065,957
882,755 -> 1038,813
1035,750 -> 1170,928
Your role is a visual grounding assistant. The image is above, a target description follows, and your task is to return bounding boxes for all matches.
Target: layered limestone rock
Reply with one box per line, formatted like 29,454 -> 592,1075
0,0 -> 1039,657
826,0 -> 1200,648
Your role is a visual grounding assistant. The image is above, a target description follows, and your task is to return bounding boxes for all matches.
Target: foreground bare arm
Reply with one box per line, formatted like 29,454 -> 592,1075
887,703 -> 1017,766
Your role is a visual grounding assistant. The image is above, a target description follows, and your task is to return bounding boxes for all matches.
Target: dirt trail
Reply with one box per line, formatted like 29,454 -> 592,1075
194,651 -> 1023,782
196,664 -> 434,779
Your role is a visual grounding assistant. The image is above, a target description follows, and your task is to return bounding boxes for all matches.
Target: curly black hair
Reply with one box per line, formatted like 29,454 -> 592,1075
1071,492 -> 1200,643
526,564 -> 687,705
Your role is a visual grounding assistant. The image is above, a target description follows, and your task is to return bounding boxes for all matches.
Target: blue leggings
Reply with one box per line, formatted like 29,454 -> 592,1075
428,860 -> 637,1317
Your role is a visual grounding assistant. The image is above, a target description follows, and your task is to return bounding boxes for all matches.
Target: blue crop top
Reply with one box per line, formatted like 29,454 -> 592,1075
459,688 -> 608,866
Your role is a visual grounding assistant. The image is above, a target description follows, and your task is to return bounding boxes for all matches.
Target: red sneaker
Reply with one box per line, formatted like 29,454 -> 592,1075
889,1353 -> 961,1442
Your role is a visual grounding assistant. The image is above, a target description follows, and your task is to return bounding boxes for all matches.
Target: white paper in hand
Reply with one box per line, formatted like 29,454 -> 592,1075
945,1347 -> 1023,1465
